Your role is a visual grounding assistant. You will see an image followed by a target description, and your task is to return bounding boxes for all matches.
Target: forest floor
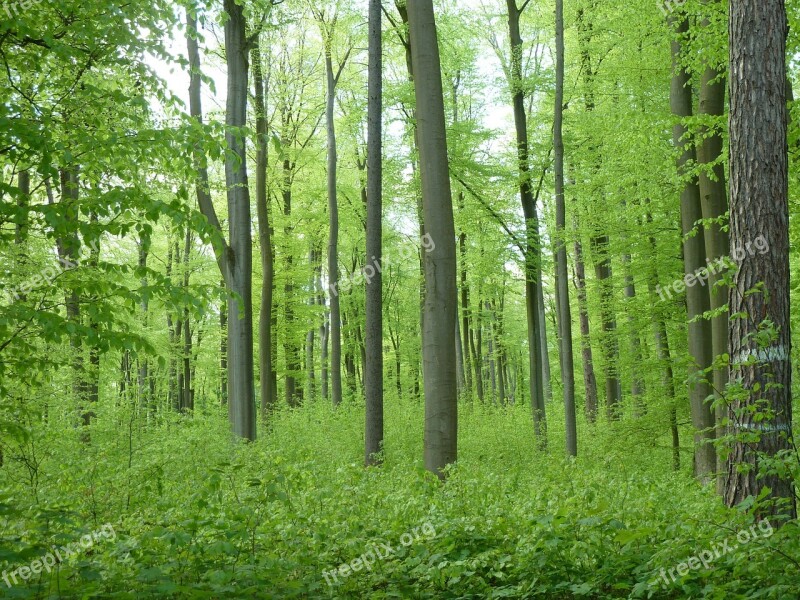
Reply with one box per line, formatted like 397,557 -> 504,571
1,400 -> 798,598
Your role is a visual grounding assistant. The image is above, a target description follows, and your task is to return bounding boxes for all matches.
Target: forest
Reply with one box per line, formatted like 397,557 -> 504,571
1,0 -> 799,597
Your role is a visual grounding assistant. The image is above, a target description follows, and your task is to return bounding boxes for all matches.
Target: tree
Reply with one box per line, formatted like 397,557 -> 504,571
553,0 -> 576,456
407,0 -> 458,478
669,12 -> 715,481
695,0 -> 729,485
252,35 -> 278,419
188,1 -> 255,440
724,0 -> 796,519
364,0 -> 384,466
505,0 -> 546,445
312,6 -> 351,408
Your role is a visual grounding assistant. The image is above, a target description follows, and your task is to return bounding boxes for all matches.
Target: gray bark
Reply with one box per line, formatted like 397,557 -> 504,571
408,0 -> 458,478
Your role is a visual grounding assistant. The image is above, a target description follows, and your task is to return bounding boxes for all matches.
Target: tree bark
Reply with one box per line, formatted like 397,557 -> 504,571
506,0 -> 546,445
365,0 -> 383,467
554,0 -> 576,456
222,0 -> 255,439
186,5 -> 255,438
319,17 -> 344,408
573,227 -> 598,423
252,37 -> 277,419
725,0 -> 796,519
408,0 -> 458,478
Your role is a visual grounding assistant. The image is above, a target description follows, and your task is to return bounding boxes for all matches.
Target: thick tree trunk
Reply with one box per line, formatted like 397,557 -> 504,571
222,0 -> 255,439
408,0 -> 458,478
554,0 -> 576,456
670,14 -> 715,481
187,6 -> 254,437
725,0 -> 796,519
364,0 -> 383,463
506,0 -> 546,445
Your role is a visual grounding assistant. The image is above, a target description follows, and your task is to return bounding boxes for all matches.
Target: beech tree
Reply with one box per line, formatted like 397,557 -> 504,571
364,0 -> 384,466
407,0 -> 458,478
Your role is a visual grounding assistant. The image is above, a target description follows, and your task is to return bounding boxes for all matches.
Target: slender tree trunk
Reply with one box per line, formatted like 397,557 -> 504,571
506,0 -> 546,445
408,0 -> 458,478
696,0 -> 730,489
252,37 -> 277,419
621,250 -> 645,415
323,37 -> 343,408
573,226 -> 598,423
220,278 -> 228,405
58,168 -> 87,425
181,227 -> 193,412
577,7 -> 620,420
457,192 -> 473,398
670,13 -> 715,481
15,170 -> 29,247
554,0 -> 576,456
137,236 -> 151,414
365,0 -> 384,464
537,283 -> 552,403
305,246 -> 319,400
645,208 -> 680,470
725,0 -> 796,519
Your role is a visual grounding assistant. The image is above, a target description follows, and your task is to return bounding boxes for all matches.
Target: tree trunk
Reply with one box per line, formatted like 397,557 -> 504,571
577,7 -> 620,420
696,0 -> 730,488
181,227 -> 193,412
365,0 -> 383,466
220,278 -> 228,405
725,0 -> 796,519
252,37 -> 277,419
506,0 -> 546,445
137,236 -> 151,414
621,250 -> 645,415
408,0 -> 458,478
670,13 -> 715,481
323,36 -> 344,408
58,168 -> 87,425
573,227 -> 598,423
554,0 -> 576,456
222,0 -> 255,439
186,5 -> 254,438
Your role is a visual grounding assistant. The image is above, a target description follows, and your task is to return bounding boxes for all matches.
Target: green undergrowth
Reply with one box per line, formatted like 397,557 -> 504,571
1,400 -> 798,599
